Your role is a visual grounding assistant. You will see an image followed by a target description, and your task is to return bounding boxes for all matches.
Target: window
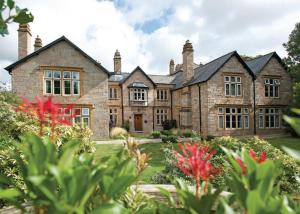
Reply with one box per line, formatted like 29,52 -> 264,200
109,108 -> 118,126
44,69 -> 80,96
131,88 -> 147,101
157,89 -> 168,100
224,76 -> 242,96
265,78 -> 280,97
258,108 -> 280,129
109,87 -> 118,99
156,109 -> 168,125
73,107 -> 90,127
218,107 -> 249,129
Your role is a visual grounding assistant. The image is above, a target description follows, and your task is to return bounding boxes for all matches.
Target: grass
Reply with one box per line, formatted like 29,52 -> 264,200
94,136 -> 300,183
267,137 -> 300,152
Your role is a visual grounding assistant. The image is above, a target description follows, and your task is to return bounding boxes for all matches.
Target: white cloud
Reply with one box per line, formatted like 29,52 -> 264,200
1,0 -> 300,83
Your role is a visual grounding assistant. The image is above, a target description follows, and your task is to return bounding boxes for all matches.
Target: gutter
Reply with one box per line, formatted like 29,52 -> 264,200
198,85 -> 202,133
253,79 -> 257,135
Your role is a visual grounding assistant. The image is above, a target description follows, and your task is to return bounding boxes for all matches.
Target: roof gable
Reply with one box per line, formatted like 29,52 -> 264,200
121,66 -> 156,86
5,36 -> 110,75
245,52 -> 287,77
187,51 -> 254,86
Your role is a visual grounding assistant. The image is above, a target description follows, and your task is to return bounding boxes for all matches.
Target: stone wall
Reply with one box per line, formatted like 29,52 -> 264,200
11,41 -> 109,138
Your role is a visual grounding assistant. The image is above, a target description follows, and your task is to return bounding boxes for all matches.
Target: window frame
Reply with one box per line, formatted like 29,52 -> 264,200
258,108 -> 281,129
109,108 -> 118,126
156,89 -> 168,101
130,88 -> 147,101
42,67 -> 82,96
224,76 -> 242,97
218,107 -> 249,130
264,78 -> 280,98
156,109 -> 168,125
109,87 -> 118,100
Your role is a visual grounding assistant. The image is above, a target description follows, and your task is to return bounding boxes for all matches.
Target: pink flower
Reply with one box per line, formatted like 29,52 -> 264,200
173,143 -> 220,198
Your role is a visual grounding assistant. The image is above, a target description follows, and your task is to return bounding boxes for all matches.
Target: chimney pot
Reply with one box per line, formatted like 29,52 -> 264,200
182,40 -> 194,82
169,59 -> 175,75
34,35 -> 43,51
113,49 -> 121,74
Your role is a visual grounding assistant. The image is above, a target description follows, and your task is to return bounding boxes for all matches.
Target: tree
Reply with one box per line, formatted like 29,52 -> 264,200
0,0 -> 34,36
283,22 -> 300,102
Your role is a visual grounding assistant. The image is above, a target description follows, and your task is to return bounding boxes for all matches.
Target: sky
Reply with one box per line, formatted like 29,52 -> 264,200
0,0 -> 300,83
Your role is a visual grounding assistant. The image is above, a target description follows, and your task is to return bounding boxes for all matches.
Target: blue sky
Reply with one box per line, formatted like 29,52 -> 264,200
1,0 -> 300,83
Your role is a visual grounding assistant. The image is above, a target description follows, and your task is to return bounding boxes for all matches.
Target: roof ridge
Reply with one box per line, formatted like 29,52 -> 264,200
197,50 -> 236,69
246,51 -> 275,62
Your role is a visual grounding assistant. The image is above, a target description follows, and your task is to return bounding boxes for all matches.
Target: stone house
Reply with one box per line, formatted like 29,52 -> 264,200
5,24 -> 293,138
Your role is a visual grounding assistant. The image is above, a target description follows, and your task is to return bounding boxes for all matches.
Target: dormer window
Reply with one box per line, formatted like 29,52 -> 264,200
224,76 -> 241,96
265,78 -> 279,98
44,68 -> 80,96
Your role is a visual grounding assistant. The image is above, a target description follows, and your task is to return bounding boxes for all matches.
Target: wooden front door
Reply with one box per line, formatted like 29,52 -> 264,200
134,114 -> 143,131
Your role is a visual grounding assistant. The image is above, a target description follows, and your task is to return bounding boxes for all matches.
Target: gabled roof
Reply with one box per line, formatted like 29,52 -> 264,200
5,36 -> 110,75
245,52 -> 286,76
108,72 -> 130,82
120,66 -> 156,86
175,51 -> 254,89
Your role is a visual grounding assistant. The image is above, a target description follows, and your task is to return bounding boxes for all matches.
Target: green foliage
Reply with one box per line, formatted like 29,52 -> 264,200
161,135 -> 177,144
0,133 -> 137,213
160,129 -> 173,136
162,119 -> 177,130
158,179 -> 221,214
122,120 -> 130,132
151,131 -> 161,138
0,0 -> 34,36
220,148 -> 300,214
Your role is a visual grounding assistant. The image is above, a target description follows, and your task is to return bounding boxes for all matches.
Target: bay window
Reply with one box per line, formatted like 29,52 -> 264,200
130,88 -> 147,101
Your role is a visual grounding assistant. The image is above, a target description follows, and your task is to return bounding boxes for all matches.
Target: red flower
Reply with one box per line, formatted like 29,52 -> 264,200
236,158 -> 247,175
16,96 -> 74,139
173,143 -> 220,198
236,149 -> 267,176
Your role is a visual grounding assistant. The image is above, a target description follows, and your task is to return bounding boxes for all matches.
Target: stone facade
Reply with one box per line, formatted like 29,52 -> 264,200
7,26 -> 293,138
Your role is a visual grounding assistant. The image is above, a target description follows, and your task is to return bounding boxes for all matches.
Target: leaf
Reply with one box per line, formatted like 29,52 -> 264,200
283,146 -> 300,162
246,191 -> 264,214
283,115 -> 300,135
0,0 -> 4,9
0,188 -> 21,199
7,0 -> 15,9
90,202 -> 130,214
13,9 -> 34,24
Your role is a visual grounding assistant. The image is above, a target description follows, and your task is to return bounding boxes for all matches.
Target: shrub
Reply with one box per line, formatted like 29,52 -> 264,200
122,120 -> 130,132
162,119 -> 177,130
110,127 -> 128,139
161,130 -> 172,136
151,131 -> 161,138
161,135 -> 177,144
206,135 -> 215,141
181,129 -> 192,137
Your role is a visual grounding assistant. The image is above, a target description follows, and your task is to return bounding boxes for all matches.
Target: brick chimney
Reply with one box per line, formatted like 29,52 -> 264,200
113,49 -> 121,74
182,40 -> 194,82
18,24 -> 32,59
169,59 -> 175,75
34,35 -> 42,51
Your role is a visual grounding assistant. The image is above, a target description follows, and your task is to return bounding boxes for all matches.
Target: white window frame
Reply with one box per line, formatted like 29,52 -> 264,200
43,70 -> 80,96
218,107 -> 249,130
224,76 -> 242,97
258,108 -> 280,129
156,109 -> 168,125
109,108 -> 118,126
156,89 -> 168,101
73,107 -> 90,127
264,78 -> 280,98
109,87 -> 118,99
131,88 -> 147,101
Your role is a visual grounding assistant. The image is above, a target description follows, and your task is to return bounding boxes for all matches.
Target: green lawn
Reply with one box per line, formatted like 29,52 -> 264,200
267,137 -> 300,151
94,137 -> 300,183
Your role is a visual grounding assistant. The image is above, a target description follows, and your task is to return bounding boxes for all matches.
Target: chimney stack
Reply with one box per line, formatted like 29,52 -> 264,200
169,59 -> 175,75
18,24 -> 32,59
34,35 -> 42,51
113,49 -> 121,74
182,40 -> 194,82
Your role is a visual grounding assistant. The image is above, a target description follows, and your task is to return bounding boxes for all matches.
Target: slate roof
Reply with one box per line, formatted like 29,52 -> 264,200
148,74 -> 176,84
245,52 -> 277,76
5,36 -> 110,75
108,72 -> 130,82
